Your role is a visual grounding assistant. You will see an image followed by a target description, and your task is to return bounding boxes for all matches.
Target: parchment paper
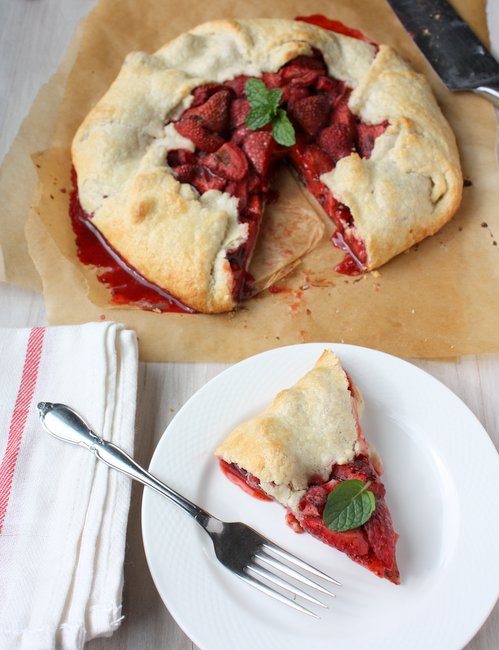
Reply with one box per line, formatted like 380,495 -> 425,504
2,0 -> 499,361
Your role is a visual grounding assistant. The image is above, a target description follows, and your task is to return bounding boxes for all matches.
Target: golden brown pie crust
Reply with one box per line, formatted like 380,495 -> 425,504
215,349 -> 364,510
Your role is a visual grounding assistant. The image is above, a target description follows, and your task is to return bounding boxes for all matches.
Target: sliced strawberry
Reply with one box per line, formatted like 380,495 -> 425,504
319,123 -> 354,162
316,78 -> 345,109
190,167 -> 227,193
298,485 -> 329,517
242,131 -> 274,176
356,121 -> 388,158
289,95 -> 330,136
298,501 -> 321,517
230,98 -> 250,129
226,179 -> 248,211
282,66 -> 321,87
304,485 -> 329,507
191,83 -> 224,107
300,516 -> 370,557
330,99 -> 355,131
290,143 -> 334,180
166,149 -> 194,167
286,512 -> 304,534
364,499 -> 399,570
183,89 -> 231,133
231,125 -> 252,146
315,75 -> 340,95
331,457 -> 386,498
331,456 -> 375,484
224,74 -> 251,97
283,54 -> 327,72
171,164 -> 194,183
280,54 -> 325,86
281,85 -> 309,105
203,142 -> 249,181
262,71 -> 281,89
176,116 -> 224,153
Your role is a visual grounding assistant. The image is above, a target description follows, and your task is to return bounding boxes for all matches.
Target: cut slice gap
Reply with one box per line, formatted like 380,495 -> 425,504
248,167 -> 325,294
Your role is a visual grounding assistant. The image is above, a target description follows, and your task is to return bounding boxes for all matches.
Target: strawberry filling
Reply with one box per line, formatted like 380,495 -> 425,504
219,460 -> 272,501
221,453 -> 399,584
168,50 -> 387,300
295,456 -> 400,583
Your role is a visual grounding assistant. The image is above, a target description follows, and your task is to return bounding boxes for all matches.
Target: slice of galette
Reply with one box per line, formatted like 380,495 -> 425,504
215,349 -> 400,584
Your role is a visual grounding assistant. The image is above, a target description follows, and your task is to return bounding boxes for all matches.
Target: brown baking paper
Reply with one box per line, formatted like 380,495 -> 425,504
2,0 -> 499,361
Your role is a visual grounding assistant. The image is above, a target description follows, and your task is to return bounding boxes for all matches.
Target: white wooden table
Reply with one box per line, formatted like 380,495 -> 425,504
1,2 -> 497,648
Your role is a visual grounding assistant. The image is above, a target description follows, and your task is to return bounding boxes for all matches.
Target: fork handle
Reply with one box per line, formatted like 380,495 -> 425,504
37,402 -> 213,528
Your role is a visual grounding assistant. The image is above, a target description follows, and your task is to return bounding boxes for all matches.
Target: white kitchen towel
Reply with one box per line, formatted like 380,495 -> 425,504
0,322 -> 138,650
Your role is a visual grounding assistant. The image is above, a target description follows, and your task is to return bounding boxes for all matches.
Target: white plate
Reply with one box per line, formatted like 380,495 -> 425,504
142,343 -> 499,650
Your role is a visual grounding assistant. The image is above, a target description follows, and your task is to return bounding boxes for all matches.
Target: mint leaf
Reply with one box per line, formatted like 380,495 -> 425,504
323,479 -> 375,532
267,88 -> 282,112
244,79 -> 296,146
272,109 -> 296,146
245,78 -> 270,107
246,105 -> 273,131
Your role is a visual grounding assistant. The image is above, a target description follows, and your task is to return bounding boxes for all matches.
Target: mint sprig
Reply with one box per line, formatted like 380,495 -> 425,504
245,78 -> 296,146
323,479 -> 376,532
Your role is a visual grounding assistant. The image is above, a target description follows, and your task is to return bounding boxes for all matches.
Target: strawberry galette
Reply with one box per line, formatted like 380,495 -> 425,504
72,17 -> 462,313
215,349 -> 400,583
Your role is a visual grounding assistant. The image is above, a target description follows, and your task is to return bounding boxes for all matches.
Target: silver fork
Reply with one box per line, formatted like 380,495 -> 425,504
37,402 -> 341,618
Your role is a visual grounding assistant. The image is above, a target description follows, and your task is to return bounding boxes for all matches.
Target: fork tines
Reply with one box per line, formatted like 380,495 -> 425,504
240,540 -> 341,618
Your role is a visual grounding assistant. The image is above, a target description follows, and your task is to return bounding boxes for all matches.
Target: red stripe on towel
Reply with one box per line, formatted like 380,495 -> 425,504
0,327 -> 45,533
